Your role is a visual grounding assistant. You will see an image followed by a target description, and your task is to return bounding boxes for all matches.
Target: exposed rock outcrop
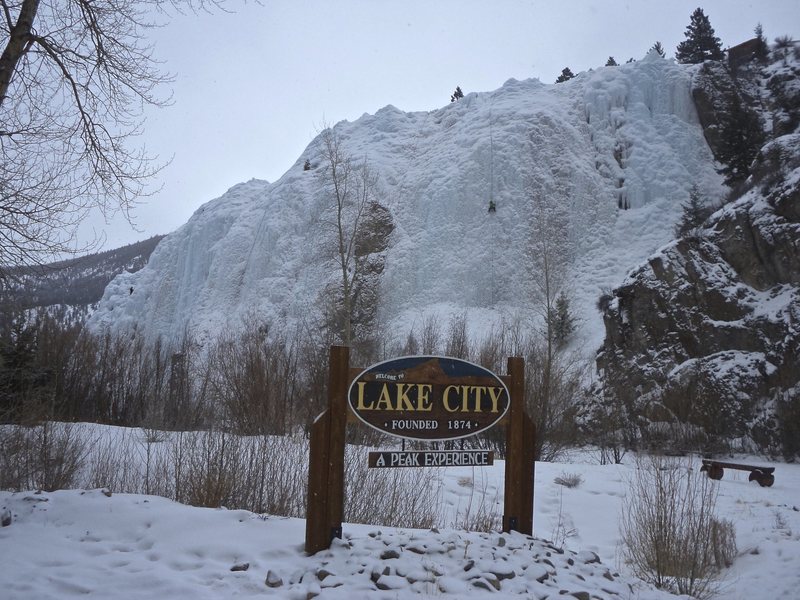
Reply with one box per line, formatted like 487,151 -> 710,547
596,168 -> 800,454
593,47 -> 800,457
691,61 -> 749,160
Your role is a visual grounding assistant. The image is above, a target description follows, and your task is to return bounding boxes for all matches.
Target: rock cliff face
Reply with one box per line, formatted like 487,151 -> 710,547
691,61 -> 748,159
595,49 -> 800,455
596,179 -> 799,448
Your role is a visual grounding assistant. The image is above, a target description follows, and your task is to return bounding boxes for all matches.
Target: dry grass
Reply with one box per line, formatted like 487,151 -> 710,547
448,469 -> 502,533
344,445 -> 440,529
1,423 -> 455,530
554,471 -> 583,488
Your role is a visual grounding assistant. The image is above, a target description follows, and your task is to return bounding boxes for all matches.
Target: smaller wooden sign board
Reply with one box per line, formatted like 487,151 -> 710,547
368,450 -> 494,468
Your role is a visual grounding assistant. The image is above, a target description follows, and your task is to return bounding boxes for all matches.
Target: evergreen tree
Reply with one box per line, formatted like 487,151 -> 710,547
0,315 -> 50,419
605,56 -> 618,67
651,41 -> 666,58
675,8 -> 725,64
555,67 -> 575,83
674,184 -> 711,237
753,24 -> 770,64
450,86 -> 464,102
550,291 -> 575,349
716,95 -> 764,186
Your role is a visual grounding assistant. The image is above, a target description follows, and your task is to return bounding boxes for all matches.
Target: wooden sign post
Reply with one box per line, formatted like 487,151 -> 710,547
305,345 -> 349,554
501,356 -> 536,535
305,347 -> 535,554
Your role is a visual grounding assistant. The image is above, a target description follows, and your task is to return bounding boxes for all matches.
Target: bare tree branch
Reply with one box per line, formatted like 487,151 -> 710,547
0,0 -> 228,277
317,125 -> 379,348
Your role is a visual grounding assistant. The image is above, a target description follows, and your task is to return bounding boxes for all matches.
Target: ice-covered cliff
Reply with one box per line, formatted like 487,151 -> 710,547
88,52 -> 724,351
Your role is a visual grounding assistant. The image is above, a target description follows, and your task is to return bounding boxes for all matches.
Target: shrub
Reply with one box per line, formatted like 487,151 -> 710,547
554,471 -> 583,488
84,427 -> 310,516
597,289 -> 613,313
170,430 -> 309,515
620,455 -> 736,599
0,422 -> 89,491
344,445 -> 439,529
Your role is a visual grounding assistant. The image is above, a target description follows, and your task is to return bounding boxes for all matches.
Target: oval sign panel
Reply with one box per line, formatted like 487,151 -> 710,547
347,356 -> 510,441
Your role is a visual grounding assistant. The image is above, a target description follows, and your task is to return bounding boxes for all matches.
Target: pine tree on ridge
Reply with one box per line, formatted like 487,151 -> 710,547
556,67 -> 575,83
676,8 -> 724,64
753,24 -> 770,64
651,41 -> 666,58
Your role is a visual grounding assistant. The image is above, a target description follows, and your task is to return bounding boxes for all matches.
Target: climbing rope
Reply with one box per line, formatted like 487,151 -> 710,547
488,99 -> 497,305
489,104 -> 495,210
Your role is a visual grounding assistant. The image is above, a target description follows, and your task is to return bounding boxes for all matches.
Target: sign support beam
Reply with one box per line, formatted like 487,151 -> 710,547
305,345 -> 349,554
502,356 -> 534,535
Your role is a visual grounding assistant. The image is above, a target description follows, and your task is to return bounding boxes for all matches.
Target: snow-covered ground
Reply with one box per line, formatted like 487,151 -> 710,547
3,449 -> 798,599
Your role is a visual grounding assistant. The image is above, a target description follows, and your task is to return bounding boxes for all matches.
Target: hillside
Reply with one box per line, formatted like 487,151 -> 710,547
0,236 -> 164,320
87,51 -> 724,355
73,46 -> 800,456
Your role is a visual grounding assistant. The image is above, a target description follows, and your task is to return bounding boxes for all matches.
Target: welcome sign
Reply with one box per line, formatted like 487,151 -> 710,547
347,356 -> 510,441
307,347 -> 533,555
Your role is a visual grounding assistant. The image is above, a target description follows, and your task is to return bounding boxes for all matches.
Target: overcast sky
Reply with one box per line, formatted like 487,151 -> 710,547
80,0 -> 799,250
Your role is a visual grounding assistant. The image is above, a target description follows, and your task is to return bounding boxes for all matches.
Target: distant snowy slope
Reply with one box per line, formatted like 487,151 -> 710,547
89,53 -> 723,350
1,235 -> 163,315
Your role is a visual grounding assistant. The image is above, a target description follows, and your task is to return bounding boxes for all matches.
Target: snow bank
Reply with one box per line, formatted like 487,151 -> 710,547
3,453 -> 799,599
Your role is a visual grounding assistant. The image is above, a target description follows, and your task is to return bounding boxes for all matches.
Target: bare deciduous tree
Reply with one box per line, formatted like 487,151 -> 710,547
525,182 -> 572,353
444,312 -> 470,359
0,0 -> 219,276
316,125 -> 379,348
523,174 -> 580,459
419,314 -> 441,355
207,320 -> 298,435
